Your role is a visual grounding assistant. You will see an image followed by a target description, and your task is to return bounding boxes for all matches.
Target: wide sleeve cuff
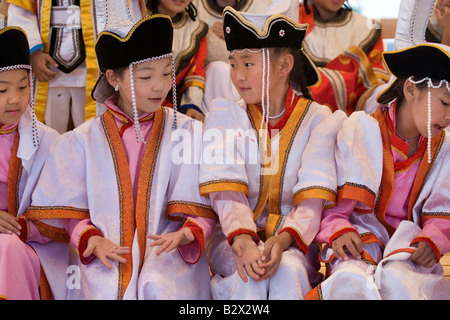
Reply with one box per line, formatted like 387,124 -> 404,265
177,219 -> 205,264
329,227 -> 359,245
279,227 -> 309,254
17,216 -> 30,242
78,227 -> 104,265
410,236 -> 441,261
227,228 -> 260,246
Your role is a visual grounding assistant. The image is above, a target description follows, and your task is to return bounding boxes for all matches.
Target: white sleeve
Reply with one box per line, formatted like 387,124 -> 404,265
7,4 -> 43,52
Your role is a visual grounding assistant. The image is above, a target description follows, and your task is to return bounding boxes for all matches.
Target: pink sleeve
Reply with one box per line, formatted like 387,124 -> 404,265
279,198 -> 324,253
209,191 -> 259,244
315,199 -> 358,244
177,215 -> 216,264
26,220 -> 51,244
62,219 -> 103,264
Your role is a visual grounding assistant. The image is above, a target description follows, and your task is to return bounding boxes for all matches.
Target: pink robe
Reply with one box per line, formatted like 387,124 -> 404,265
308,102 -> 450,300
0,111 -> 59,300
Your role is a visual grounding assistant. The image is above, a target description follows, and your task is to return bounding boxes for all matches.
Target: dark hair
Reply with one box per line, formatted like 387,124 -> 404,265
377,77 -> 435,105
303,0 -> 351,15
146,0 -> 197,21
270,47 -> 313,100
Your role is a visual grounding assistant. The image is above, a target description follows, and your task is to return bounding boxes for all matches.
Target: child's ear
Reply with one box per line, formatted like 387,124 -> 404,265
279,53 -> 294,78
105,69 -> 119,88
403,79 -> 416,102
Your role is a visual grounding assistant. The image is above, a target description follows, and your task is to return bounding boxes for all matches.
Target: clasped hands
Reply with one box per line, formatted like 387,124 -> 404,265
231,232 -> 293,282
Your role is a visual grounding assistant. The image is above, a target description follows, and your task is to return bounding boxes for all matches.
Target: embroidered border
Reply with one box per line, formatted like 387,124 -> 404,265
101,111 -> 135,300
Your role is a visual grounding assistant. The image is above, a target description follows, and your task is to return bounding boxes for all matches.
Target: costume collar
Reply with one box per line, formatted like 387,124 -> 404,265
105,95 -> 155,125
0,121 -> 19,135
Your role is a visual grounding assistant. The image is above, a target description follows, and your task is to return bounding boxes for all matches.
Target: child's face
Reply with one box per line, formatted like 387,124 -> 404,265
229,50 -> 265,105
157,0 -> 191,17
411,84 -> 450,138
116,57 -> 173,117
0,69 -> 29,125
313,0 -> 347,14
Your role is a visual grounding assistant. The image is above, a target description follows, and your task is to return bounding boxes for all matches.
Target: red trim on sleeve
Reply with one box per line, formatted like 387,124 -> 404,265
78,228 -> 103,265
17,216 -> 29,242
279,227 -> 309,254
329,227 -> 359,245
227,228 -> 260,246
410,236 -> 442,261
180,220 -> 205,264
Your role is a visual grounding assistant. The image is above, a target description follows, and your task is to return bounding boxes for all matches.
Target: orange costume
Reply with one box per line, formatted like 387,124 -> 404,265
299,4 -> 390,115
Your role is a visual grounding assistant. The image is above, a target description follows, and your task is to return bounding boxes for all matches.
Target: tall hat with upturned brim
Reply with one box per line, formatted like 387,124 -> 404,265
221,0 -> 320,154
0,26 -> 39,147
376,0 -> 450,163
91,14 -> 176,143
222,3 -> 319,87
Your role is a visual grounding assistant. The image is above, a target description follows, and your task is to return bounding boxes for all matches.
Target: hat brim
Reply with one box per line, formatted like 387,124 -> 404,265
376,44 -> 450,103
223,7 -> 320,87
91,73 -> 115,103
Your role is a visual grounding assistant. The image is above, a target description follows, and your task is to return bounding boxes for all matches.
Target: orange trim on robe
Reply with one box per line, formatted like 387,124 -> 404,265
7,132 -> 22,218
199,180 -> 249,197
134,107 -> 165,273
167,201 -> 216,221
102,110 -> 137,300
337,183 -> 376,213
372,108 -> 445,236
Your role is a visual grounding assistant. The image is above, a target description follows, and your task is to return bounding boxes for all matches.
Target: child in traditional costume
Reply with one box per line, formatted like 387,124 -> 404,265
199,2 -> 347,299
299,0 -> 390,115
146,0 -> 208,122
24,15 -> 216,300
0,26 -> 59,300
307,0 -> 450,298
6,0 -> 145,133
193,0 -> 274,113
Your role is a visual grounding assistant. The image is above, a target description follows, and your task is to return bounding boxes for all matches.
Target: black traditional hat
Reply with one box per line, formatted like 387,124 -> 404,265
222,6 -> 319,87
0,26 -> 40,147
92,14 -> 176,142
0,26 -> 31,70
377,43 -> 450,103
91,14 -> 174,103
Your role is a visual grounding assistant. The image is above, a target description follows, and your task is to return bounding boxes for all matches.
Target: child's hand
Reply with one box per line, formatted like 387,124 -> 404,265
332,232 -> 363,261
83,235 -> 130,269
259,232 -> 294,280
30,50 -> 58,82
231,234 -> 265,282
410,241 -> 438,268
185,109 -> 205,122
147,227 -> 195,256
0,211 -> 21,236
210,21 -> 225,40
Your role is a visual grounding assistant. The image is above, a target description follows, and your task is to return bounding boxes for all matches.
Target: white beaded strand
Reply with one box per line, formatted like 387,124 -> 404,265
0,64 -> 38,147
408,76 -> 450,163
29,71 -> 39,148
128,53 -> 175,143
171,55 -> 178,130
